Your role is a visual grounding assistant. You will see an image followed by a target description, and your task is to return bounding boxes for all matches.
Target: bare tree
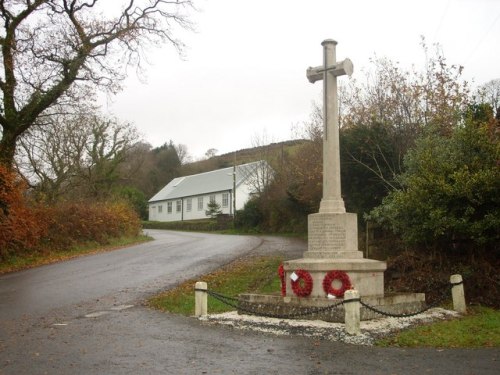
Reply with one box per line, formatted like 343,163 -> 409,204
239,160 -> 273,196
339,42 -> 470,191
174,143 -> 191,164
244,130 -> 276,195
341,41 -> 470,134
18,111 -> 141,200
0,0 -> 194,167
478,79 -> 500,118
204,148 -> 218,159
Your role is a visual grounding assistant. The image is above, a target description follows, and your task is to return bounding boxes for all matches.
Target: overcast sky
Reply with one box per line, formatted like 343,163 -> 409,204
103,0 -> 500,160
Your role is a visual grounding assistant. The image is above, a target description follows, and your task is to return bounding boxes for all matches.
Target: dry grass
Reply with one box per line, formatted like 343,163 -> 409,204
0,235 -> 152,275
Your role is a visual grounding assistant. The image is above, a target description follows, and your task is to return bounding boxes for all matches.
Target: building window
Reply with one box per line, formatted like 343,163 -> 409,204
158,205 -> 163,213
167,201 -> 172,213
197,197 -> 203,211
210,194 -> 216,204
222,193 -> 229,207
176,200 -> 182,212
186,198 -> 192,212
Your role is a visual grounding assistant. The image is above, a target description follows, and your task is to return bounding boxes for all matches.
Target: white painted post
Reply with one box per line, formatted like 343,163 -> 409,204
344,289 -> 361,335
195,281 -> 208,317
450,274 -> 466,314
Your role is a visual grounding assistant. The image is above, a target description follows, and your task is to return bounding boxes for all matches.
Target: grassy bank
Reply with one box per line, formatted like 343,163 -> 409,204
0,234 -> 152,275
149,255 -> 283,315
376,306 -> 500,348
149,255 -> 499,348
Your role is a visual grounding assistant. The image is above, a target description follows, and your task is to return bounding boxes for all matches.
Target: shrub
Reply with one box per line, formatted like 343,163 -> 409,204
0,166 -> 46,260
235,198 -> 262,229
143,219 -> 219,232
112,186 -> 148,220
40,201 -> 141,250
369,116 -> 500,252
1,165 -> 142,261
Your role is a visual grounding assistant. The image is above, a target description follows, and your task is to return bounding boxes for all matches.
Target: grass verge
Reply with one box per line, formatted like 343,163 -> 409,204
376,305 -> 500,348
149,255 -> 499,348
0,234 -> 152,275
148,255 -> 284,315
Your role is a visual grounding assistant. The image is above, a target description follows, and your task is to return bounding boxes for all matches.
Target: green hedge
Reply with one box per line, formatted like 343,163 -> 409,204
143,216 -> 233,232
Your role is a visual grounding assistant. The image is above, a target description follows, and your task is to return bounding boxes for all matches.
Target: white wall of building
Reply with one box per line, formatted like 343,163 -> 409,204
235,183 -> 252,211
149,189 -> 239,222
148,161 -> 268,222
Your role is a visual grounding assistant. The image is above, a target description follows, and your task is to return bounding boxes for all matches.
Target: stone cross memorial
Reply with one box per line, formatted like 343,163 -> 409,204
306,40 -> 352,215
240,40 -> 425,322
284,39 -> 387,298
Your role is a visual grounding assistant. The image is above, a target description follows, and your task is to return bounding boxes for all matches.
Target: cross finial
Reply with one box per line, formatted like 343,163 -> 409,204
306,39 -> 353,214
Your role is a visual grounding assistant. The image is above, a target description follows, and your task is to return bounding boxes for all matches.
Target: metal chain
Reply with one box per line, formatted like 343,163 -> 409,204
202,289 -> 240,303
196,279 -> 461,320
205,289 -> 345,319
359,283 -> 453,318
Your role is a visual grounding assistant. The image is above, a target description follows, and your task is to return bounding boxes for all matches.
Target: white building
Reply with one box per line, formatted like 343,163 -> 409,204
148,161 -> 269,222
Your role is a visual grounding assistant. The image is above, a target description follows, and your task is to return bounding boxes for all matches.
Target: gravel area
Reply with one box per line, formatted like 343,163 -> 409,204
200,308 -> 460,346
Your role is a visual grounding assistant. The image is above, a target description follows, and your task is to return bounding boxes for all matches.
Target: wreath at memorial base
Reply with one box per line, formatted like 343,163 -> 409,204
291,269 -> 313,297
322,270 -> 351,298
278,264 -> 286,296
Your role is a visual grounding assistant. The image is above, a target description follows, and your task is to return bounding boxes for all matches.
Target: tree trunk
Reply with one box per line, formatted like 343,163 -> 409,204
0,129 -> 17,169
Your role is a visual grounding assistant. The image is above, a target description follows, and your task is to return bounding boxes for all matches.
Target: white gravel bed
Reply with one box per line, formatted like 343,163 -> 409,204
199,308 -> 460,346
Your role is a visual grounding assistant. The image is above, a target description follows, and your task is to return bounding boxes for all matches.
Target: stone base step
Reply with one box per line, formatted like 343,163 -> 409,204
238,292 -> 426,322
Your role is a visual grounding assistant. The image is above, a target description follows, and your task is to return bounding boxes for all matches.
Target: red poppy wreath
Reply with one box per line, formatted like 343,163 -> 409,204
291,269 -> 313,297
278,264 -> 286,296
322,270 -> 351,298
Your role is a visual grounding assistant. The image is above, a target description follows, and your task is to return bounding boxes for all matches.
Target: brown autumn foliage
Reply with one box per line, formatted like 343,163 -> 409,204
0,164 -> 141,261
39,201 -> 141,251
252,106 -> 323,233
0,165 -> 46,259
285,138 -> 323,214
385,250 -> 500,309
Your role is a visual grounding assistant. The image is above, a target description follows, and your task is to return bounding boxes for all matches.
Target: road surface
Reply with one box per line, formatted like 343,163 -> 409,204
0,230 -> 497,374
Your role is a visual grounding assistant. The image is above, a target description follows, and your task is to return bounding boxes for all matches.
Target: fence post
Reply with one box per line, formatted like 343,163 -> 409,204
195,281 -> 208,317
450,274 -> 466,314
344,289 -> 361,335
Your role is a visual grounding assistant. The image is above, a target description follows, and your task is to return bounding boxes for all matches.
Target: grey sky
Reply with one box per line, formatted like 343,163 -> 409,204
104,0 -> 500,160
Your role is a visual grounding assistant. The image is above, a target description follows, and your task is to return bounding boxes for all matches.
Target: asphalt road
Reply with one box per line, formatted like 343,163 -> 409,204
0,230 -> 497,374
0,230 -> 262,320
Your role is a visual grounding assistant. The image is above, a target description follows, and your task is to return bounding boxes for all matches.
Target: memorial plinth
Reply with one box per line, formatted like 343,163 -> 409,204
284,211 -> 387,298
306,213 -> 361,258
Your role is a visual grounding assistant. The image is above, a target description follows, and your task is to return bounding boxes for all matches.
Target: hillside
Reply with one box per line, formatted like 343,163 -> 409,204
179,139 -> 307,176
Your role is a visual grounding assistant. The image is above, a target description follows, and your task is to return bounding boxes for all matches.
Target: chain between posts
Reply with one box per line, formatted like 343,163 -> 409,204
197,289 -> 345,319
195,279 -> 460,320
360,284 -> 452,318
